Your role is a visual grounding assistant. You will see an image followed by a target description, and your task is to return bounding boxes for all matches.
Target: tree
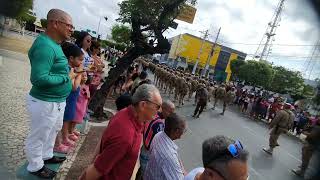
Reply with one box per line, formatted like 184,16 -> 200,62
313,79 -> 320,105
40,18 -> 48,28
269,66 -> 305,98
230,58 -> 246,80
89,0 -> 197,118
111,24 -> 132,46
16,11 -> 36,28
0,0 -> 33,18
237,60 -> 273,87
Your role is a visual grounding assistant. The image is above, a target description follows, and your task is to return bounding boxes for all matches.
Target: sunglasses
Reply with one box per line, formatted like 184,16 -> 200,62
209,140 -> 244,163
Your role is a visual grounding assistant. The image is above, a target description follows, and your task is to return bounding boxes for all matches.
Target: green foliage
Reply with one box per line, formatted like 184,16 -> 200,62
237,60 -> 273,87
230,59 -> 246,80
313,80 -> 320,105
100,40 -> 127,51
0,0 -> 33,18
16,11 -> 36,27
40,18 -> 47,28
111,24 -> 132,46
116,0 -> 193,54
270,66 -> 305,97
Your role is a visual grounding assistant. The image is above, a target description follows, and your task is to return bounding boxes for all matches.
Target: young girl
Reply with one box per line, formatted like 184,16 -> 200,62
54,43 -> 83,153
69,72 -> 92,138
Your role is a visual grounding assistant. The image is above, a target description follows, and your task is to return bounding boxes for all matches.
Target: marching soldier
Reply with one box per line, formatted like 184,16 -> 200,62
292,120 -> 320,178
192,84 -> 208,118
263,103 -> 294,155
212,84 -> 226,110
221,87 -> 236,115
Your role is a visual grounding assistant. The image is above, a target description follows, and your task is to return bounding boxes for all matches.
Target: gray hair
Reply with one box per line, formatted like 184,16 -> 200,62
202,135 -> 249,178
47,9 -> 71,21
162,100 -> 175,110
131,84 -> 160,105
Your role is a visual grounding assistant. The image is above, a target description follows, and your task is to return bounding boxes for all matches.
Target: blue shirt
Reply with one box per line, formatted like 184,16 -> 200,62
143,131 -> 184,180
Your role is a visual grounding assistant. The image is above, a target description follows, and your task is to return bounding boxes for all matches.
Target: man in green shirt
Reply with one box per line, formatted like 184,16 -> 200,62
24,9 -> 74,178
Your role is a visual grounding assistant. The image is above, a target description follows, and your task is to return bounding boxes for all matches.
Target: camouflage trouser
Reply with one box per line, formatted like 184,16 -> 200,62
300,142 -> 315,172
269,128 -> 281,148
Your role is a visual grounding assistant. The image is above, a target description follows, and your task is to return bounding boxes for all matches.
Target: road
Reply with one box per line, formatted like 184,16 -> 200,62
155,90 -> 318,180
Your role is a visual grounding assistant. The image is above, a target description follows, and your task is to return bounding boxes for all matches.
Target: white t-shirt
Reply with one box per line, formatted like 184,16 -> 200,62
184,167 -> 205,180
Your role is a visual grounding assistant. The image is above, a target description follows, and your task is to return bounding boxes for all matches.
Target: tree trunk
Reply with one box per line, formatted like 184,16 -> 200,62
88,47 -> 141,118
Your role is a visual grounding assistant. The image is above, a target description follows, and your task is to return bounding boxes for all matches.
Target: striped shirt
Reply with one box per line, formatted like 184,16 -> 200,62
143,131 -> 184,180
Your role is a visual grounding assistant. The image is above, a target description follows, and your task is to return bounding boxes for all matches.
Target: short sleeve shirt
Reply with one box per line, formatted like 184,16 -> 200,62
94,106 -> 143,180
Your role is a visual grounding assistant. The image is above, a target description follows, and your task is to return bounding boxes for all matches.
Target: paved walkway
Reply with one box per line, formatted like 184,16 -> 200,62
0,50 -> 31,177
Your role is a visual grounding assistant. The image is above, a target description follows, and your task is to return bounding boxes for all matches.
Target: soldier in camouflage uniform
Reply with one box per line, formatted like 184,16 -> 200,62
212,84 -> 226,110
178,76 -> 189,107
208,83 -> 215,102
263,103 -> 294,155
192,84 -> 208,118
221,87 -> 236,115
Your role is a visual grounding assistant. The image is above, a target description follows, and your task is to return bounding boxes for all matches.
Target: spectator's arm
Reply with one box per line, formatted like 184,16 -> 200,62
30,46 -> 69,87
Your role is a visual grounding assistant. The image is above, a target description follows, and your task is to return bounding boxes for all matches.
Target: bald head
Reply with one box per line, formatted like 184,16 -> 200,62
46,9 -> 73,42
47,9 -> 71,22
161,100 -> 175,119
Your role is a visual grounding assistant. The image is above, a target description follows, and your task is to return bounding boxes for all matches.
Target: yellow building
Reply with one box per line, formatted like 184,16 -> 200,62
168,33 -> 246,82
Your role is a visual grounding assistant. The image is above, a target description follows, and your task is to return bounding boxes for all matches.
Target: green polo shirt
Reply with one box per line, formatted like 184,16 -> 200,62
28,33 -> 72,102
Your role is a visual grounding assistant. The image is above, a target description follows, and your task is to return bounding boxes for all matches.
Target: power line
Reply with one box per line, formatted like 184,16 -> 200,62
219,41 -> 319,47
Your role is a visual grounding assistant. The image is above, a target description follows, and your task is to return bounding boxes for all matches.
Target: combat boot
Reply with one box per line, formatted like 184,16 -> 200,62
263,147 -> 273,155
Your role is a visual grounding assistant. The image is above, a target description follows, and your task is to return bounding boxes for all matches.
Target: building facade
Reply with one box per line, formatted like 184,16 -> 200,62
167,33 -> 247,82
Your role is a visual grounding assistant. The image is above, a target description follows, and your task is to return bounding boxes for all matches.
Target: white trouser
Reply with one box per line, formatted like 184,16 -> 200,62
24,94 -> 66,172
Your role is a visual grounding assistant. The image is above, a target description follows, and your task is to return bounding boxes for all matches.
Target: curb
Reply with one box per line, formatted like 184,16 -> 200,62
55,108 -> 116,180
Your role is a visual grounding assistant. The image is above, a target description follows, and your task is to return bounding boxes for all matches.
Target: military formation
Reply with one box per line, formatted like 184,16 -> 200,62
137,58 -> 320,179
136,58 -> 236,117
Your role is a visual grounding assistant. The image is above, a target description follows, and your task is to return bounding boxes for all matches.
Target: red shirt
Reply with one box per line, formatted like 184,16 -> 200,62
94,106 -> 143,180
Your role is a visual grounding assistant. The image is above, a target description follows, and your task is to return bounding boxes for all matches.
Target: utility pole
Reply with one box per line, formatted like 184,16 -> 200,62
192,30 -> 209,75
257,0 -> 285,61
201,27 -> 221,77
96,17 -> 102,38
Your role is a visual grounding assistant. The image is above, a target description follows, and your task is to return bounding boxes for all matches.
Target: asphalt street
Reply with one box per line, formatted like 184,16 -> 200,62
157,90 -> 318,180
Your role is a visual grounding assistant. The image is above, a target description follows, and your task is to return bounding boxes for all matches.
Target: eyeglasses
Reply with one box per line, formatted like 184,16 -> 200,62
55,20 -> 75,30
143,99 -> 161,110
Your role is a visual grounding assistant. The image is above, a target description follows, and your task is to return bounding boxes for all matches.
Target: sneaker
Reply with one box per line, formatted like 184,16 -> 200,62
69,134 -> 79,141
62,139 -> 75,147
262,148 -> 273,155
29,165 -> 56,179
291,169 -> 304,177
53,144 -> 70,154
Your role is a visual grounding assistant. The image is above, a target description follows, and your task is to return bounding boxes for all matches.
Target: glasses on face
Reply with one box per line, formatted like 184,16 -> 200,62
55,20 -> 75,30
143,99 -> 161,110
86,39 -> 91,43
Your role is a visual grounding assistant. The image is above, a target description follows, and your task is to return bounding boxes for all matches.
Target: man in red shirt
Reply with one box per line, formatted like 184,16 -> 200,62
80,84 -> 162,180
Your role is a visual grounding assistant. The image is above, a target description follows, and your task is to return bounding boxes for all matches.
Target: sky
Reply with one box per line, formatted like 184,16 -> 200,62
33,0 -> 320,80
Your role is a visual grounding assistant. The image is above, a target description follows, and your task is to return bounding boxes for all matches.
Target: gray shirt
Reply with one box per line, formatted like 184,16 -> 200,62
143,131 -> 184,180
